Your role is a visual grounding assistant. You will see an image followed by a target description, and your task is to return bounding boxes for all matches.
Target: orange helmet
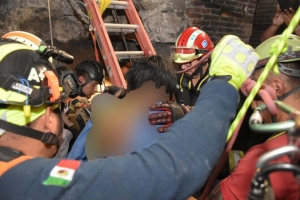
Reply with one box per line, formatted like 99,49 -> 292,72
172,27 -> 214,64
2,31 -> 42,49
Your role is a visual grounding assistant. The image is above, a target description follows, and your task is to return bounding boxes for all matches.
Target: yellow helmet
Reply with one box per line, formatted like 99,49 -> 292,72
0,40 -> 61,145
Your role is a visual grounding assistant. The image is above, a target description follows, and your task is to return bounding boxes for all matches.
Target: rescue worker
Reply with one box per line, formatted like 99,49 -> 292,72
172,26 -> 214,106
207,34 -> 300,200
65,60 -> 105,141
0,35 -> 258,200
147,27 -> 214,133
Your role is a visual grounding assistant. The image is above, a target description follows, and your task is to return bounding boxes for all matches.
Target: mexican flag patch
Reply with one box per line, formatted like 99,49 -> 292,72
43,160 -> 81,187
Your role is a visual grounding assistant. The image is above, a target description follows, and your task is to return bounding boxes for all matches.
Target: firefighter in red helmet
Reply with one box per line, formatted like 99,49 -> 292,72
171,27 -> 214,106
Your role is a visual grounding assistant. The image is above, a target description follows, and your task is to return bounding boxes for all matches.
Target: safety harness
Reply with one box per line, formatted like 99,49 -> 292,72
177,61 -> 210,106
0,146 -> 24,162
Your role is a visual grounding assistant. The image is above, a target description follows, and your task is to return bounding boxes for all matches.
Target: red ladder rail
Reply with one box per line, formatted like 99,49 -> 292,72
83,0 -> 156,88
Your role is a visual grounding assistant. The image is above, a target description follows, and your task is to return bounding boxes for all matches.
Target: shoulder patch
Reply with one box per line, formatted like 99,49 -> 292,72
43,160 -> 81,187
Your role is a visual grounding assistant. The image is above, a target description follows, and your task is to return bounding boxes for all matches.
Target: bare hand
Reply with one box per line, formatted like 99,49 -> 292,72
272,4 -> 284,27
282,7 -> 295,25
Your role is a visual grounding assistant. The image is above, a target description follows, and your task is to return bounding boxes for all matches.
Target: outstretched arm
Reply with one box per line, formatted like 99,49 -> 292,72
1,80 -> 239,200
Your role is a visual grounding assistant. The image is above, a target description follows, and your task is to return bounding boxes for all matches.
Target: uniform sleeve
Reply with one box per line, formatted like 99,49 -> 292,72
220,134 -> 300,200
0,80 -> 239,200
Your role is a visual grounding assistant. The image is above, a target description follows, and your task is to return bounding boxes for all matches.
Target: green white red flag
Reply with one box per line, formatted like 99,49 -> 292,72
43,160 -> 81,187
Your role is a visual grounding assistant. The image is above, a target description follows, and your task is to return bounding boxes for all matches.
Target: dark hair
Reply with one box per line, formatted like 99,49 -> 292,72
125,55 -> 177,93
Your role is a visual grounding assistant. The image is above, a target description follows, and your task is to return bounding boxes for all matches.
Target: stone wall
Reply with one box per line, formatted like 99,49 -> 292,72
0,0 -> 277,70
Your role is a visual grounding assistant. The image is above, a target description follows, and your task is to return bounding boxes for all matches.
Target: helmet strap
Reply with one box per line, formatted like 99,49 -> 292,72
180,61 -> 210,91
78,85 -> 87,97
0,146 -> 24,162
189,60 -> 208,80
78,79 -> 94,97
272,84 -> 300,123
278,85 -> 300,101
0,119 -> 61,146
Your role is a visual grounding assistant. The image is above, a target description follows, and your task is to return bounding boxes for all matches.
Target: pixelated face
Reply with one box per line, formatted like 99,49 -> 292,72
85,81 -> 169,159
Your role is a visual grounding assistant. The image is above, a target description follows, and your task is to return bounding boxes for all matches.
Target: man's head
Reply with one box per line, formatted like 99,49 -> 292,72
0,40 -> 63,158
125,55 -> 177,94
172,27 -> 214,80
252,34 -> 300,123
119,59 -> 131,77
75,60 -> 105,99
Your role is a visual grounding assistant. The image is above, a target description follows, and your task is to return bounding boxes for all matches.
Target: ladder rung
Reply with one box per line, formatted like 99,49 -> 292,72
104,23 -> 138,33
108,1 -> 128,9
95,0 -> 128,9
115,51 -> 145,59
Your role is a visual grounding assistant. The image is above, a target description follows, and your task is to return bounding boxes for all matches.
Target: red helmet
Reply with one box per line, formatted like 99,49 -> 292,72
172,27 -> 214,64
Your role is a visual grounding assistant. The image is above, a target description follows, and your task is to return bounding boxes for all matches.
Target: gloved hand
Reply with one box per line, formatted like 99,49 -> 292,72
209,35 -> 259,90
148,102 -> 192,133
103,86 -> 127,99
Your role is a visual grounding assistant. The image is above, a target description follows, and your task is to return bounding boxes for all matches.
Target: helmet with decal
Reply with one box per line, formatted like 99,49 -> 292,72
2,31 -> 42,49
254,34 -> 300,102
75,60 -> 105,85
2,31 -> 79,99
2,30 -> 74,64
255,34 -> 300,77
172,27 -> 214,64
0,40 -> 62,146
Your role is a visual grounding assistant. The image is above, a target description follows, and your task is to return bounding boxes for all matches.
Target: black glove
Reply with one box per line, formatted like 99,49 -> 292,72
148,102 -> 192,133
103,86 -> 127,99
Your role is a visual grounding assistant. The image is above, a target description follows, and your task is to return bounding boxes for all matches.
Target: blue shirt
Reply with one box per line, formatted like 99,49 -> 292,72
66,120 -> 92,161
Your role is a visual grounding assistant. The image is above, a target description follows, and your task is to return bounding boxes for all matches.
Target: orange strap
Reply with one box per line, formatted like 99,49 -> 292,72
0,156 -> 32,176
90,31 -> 100,62
44,71 -> 60,101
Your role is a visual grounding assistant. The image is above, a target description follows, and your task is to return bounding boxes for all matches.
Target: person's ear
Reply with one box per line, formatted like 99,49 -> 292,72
270,78 -> 285,98
43,107 -> 55,133
78,76 -> 86,85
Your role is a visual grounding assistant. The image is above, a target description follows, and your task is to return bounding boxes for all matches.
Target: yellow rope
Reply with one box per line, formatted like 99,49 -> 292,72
98,0 -> 112,15
226,6 -> 300,141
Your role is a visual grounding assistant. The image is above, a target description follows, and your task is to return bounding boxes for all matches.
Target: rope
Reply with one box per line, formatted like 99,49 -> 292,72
226,7 -> 300,141
200,7 -> 300,200
98,0 -> 112,15
47,0 -> 54,47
